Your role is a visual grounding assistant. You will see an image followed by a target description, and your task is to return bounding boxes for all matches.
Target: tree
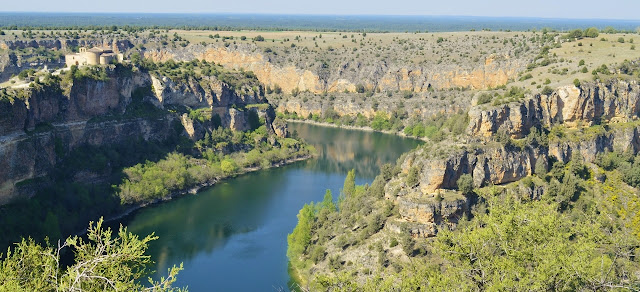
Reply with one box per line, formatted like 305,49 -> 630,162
273,84 -> 282,94
321,189 -> 336,212
380,163 -> 395,181
342,169 -> 356,197
371,112 -> 391,131
17,69 -> 30,79
566,29 -> 584,39
0,218 -> 185,291
221,158 -> 238,175
583,27 -> 599,38
476,93 -> 492,105
131,52 -> 144,67
457,174 -> 474,195
248,110 -> 262,130
406,166 -> 420,187
253,35 -> 265,42
287,203 -> 315,263
431,197 -> 639,291
535,158 -> 548,176
573,79 -> 581,87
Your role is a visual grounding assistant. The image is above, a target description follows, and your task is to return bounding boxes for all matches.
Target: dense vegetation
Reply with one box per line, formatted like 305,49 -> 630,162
0,122 -> 313,250
0,136 -> 184,250
133,57 -> 263,94
118,125 -> 314,204
402,111 -> 469,140
0,218 -> 186,291
289,150 -> 640,290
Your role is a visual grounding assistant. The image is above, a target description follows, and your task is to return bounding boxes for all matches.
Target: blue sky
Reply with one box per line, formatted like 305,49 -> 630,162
2,0 -> 638,20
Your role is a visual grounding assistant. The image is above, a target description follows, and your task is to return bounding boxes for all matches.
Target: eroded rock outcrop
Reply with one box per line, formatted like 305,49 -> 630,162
386,145 -> 546,196
387,194 -> 470,238
389,79 -> 640,237
149,74 -> 263,109
468,80 -> 640,138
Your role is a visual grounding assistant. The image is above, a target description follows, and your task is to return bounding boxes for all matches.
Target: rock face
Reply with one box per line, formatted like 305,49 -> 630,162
383,144 -> 546,238
0,68 -> 144,138
0,67 -> 275,204
271,119 -> 289,138
149,73 -> 270,133
0,116 -> 179,205
386,79 -> 640,237
388,195 -> 470,238
149,74 -> 263,109
393,80 -> 640,198
144,45 -> 525,95
467,80 -> 640,138
547,125 -> 640,163
388,145 -> 546,195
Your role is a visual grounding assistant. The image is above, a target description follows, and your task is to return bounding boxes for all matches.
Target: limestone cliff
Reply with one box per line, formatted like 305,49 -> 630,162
386,144 -> 545,195
387,194 -> 470,238
389,79 -> 640,236
393,80 -> 640,196
0,66 -> 275,204
467,79 -> 640,138
144,44 -> 525,95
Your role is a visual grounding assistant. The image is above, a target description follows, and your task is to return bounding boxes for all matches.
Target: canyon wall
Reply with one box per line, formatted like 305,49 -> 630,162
0,67 -> 274,204
144,45 -> 525,95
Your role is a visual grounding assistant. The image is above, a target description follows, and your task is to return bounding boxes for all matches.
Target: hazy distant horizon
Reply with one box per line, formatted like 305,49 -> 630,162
0,13 -> 638,33
0,0 -> 638,21
1,12 -> 639,22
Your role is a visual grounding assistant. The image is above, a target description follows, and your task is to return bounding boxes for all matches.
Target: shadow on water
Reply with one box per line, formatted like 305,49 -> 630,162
115,123 -> 422,291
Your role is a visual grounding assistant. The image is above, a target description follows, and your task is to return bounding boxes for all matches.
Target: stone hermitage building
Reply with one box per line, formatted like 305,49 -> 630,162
65,47 -> 124,67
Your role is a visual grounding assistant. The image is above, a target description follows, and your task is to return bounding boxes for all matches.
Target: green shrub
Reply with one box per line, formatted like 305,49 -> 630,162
457,174 -> 474,194
541,86 -> 554,96
406,166 -> 420,187
477,93 -> 493,105
389,238 -> 399,248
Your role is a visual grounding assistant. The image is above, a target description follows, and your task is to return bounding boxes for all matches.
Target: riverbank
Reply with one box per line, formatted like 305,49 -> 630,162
109,121 -> 424,291
103,153 -> 314,225
286,119 -> 429,142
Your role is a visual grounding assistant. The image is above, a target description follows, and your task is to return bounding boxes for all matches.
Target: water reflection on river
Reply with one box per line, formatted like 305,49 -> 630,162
116,122 -> 422,291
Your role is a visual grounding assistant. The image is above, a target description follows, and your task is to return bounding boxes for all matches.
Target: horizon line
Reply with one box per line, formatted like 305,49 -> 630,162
0,11 -> 638,22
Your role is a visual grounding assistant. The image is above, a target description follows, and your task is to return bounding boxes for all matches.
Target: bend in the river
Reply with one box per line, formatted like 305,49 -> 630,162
114,122 -> 422,291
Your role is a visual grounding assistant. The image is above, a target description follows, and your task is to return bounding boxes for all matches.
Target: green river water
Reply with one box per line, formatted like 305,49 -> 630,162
115,122 -> 422,291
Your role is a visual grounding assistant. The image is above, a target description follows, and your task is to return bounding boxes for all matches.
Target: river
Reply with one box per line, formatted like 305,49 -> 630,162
115,122 -> 422,291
